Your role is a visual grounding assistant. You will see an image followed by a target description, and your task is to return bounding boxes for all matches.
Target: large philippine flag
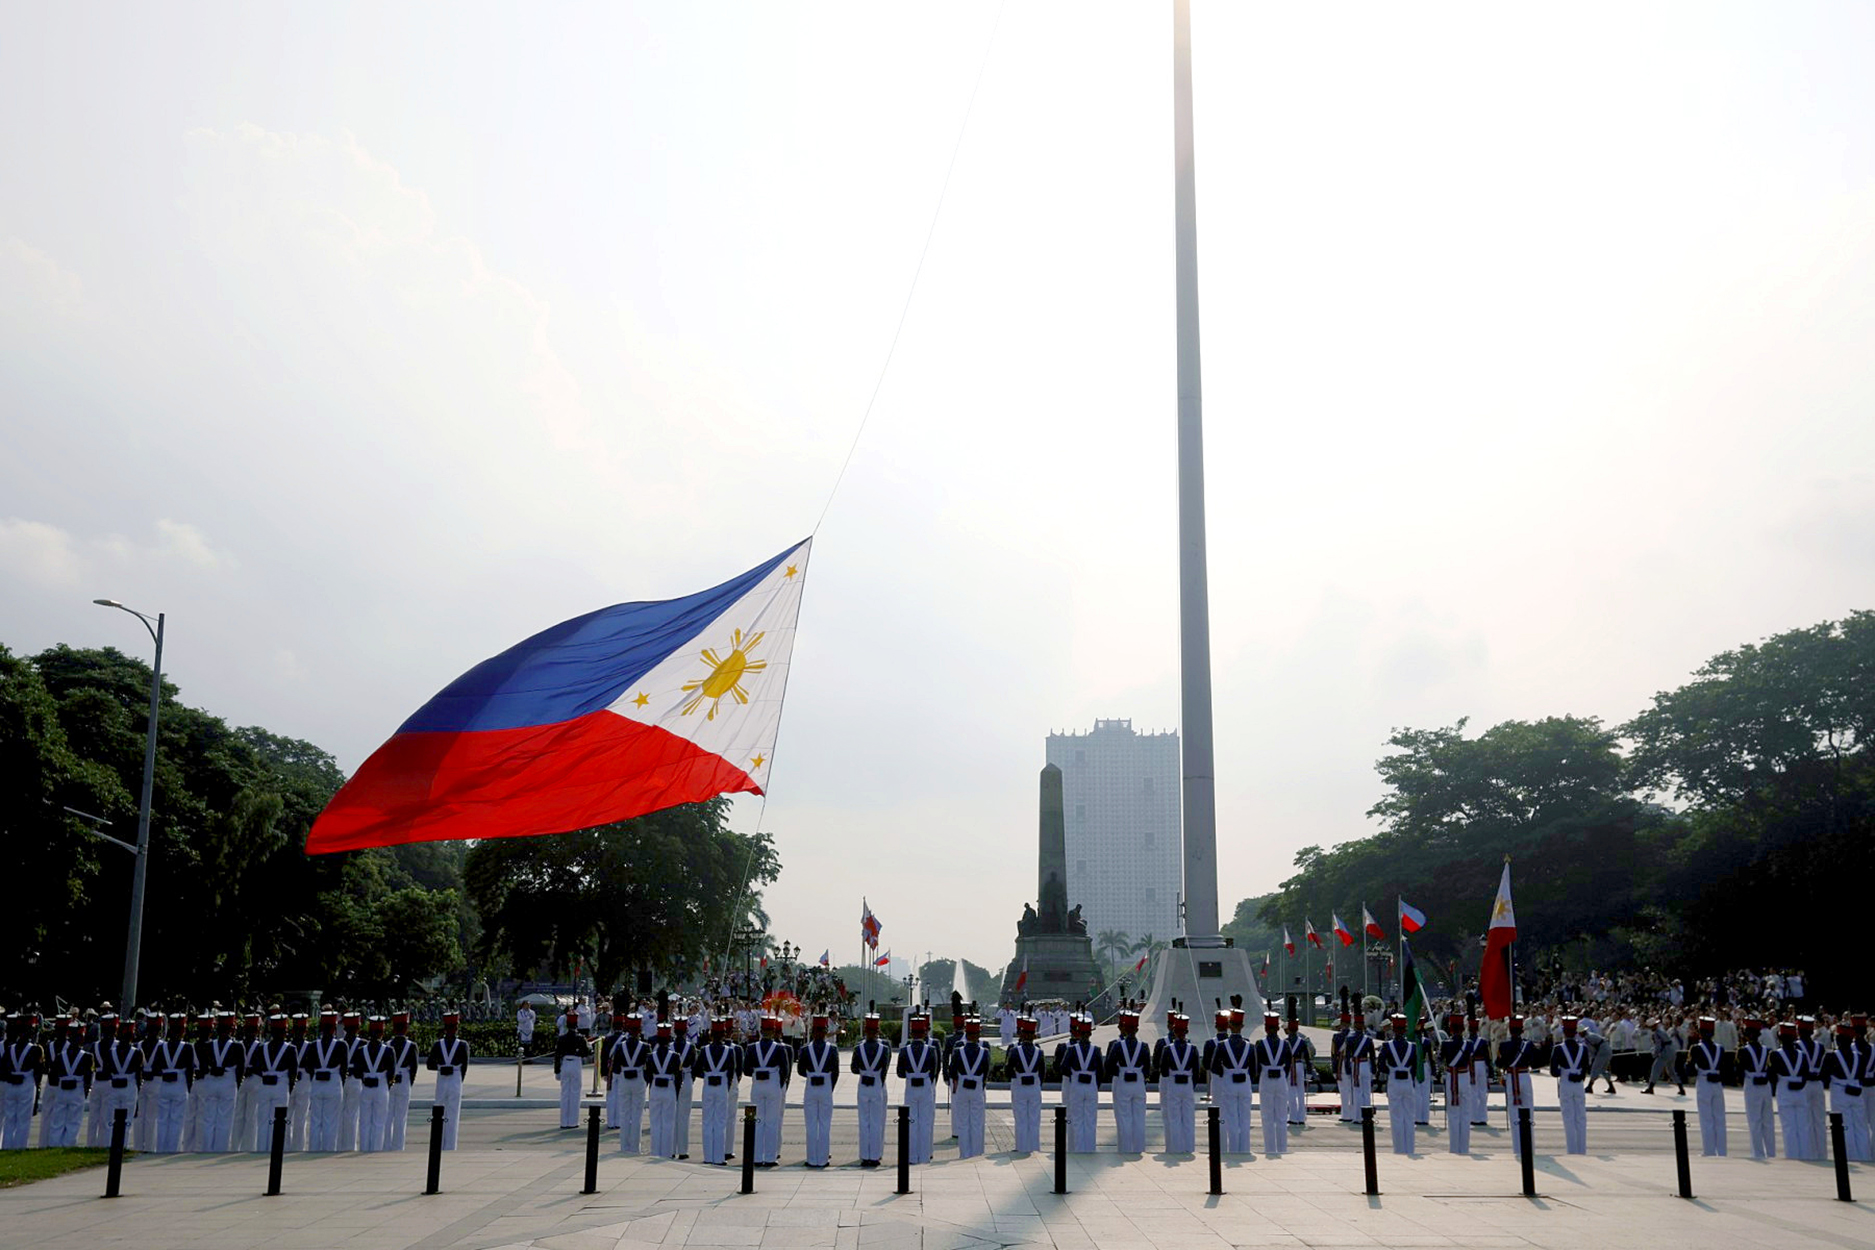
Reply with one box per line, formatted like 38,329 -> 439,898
1479,859 -> 1517,1019
307,539 -> 811,854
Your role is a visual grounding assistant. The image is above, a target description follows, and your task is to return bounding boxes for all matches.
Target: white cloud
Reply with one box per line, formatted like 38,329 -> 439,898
0,517 -> 231,589
0,236 -> 85,318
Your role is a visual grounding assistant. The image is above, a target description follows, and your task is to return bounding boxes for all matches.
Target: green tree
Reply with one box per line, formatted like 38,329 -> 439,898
1094,928 -> 1132,979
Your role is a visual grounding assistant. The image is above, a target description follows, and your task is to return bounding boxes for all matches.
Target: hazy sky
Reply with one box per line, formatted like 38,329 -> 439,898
5,3 -> 1873,980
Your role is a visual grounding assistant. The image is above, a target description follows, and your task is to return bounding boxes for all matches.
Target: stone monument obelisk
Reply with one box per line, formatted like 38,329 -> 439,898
999,764 -> 1102,1004
1142,0 -> 1264,1028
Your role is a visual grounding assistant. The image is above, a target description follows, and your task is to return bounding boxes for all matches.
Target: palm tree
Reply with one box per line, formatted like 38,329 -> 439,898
1095,929 -> 1133,980
1129,933 -> 1167,983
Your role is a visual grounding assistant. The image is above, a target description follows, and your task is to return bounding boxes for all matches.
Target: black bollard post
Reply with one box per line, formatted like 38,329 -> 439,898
1207,1104 -> 1222,1195
1053,1105 -> 1069,1195
516,1046 -> 524,1098
265,1105 -> 286,1197
583,1105 -> 602,1195
1830,1111 -> 1853,1203
102,1107 -> 128,1199
1671,1109 -> 1694,1199
896,1105 -> 911,1195
425,1105 -> 445,1195
740,1106 -> 756,1195
1518,1108 -> 1535,1198
1361,1105 -> 1379,1196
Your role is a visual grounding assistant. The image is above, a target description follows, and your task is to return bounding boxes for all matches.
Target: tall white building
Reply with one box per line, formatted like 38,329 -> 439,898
1045,719 -> 1182,957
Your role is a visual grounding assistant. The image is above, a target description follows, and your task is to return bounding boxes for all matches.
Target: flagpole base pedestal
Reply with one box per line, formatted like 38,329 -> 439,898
1139,940 -> 1264,1037
1000,935 -> 1104,1007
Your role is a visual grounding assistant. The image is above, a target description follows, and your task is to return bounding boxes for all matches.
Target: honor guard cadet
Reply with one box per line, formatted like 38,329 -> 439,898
181,1014 -> 213,1151
1735,1018 -> 1775,1158
385,1012 -> 419,1151
426,1010 -> 470,1150
1254,1012 -> 1291,1156
896,1012 -> 942,1163
1855,1015 -> 1875,1163
946,1015 -> 991,1159
1464,1015 -> 1491,1126
554,1019 -> 593,1129
1283,1014 -> 1313,1129
1440,1015 -> 1471,1154
671,1016 -> 696,1159
850,1010 -> 893,1166
1686,1017 -> 1728,1156
350,1017 -> 394,1152
1549,1016 -> 1590,1155
1332,1012 -> 1354,1122
693,1017 -> 742,1165
1770,1021 -> 1813,1158
1413,1017 -> 1438,1127
192,1012 -> 243,1152
286,1012 -> 312,1151
94,1017 -> 143,1150
1055,1014 -> 1103,1153
1154,1012 -> 1200,1154
230,1012 -> 261,1150
645,1021 -> 685,1158
1797,1015 -> 1827,1157
1006,1014 -> 1047,1153
1207,1008 -> 1254,1153
246,1015 -> 297,1150
744,1016 -> 792,1166
797,1014 -> 841,1167
132,1011 -> 161,1152
1200,1006 -> 1230,1081
149,1011 -> 195,1153
1104,1009 -> 1151,1154
599,1014 -> 626,1130
1825,1021 -> 1868,1161
302,1010 -> 348,1151
611,1015 -> 649,1152
1498,1016 -> 1538,1157
335,1011 -> 364,1151
0,1013 -> 42,1149
1380,1014 -> 1418,1155
1344,1013 -> 1376,1127
84,1010 -> 117,1147
40,1016 -> 91,1148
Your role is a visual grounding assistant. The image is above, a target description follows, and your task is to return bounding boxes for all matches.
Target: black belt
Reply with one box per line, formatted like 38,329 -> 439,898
1749,1075 -> 1769,1085
1391,1069 -> 1412,1080
617,1069 -> 641,1080
208,1067 -> 228,1077
652,1076 -> 674,1088
111,1077 -> 131,1088
859,1074 -> 880,1086
259,1073 -> 280,1086
1700,1073 -> 1720,1083
1844,1086 -> 1863,1097
1262,1069 -> 1285,1079
1227,1072 -> 1247,1084
313,1070 -> 334,1081
361,1076 -> 381,1087
1119,1072 -> 1140,1082
906,1074 -> 929,1085
753,1070 -> 773,1080
1071,1072 -> 1095,1084
1565,1073 -> 1584,1083
0,1074 -> 22,1085
959,1077 -> 980,1090
161,1072 -> 182,1083
808,1074 -> 828,1085
437,1065 -> 456,1076
1782,1078 -> 1805,1091
58,1077 -> 81,1090
1015,1074 -> 1038,1086
390,1074 -> 405,1085
1169,1073 -> 1191,1084
706,1074 -> 725,1086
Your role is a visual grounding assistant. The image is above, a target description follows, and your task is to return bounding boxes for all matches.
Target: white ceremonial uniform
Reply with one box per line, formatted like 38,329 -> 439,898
337,1033 -> 362,1151
94,1040 -> 143,1148
245,1039 -> 295,1150
133,1039 -> 159,1152
998,1008 -> 1017,1049
1210,1033 -> 1255,1152
851,1035 -> 893,1163
645,1041 -> 684,1158
84,1036 -> 110,1148
386,1033 -> 418,1151
947,1039 -> 989,1159
149,1037 -> 195,1153
1005,1040 -> 1045,1153
428,1035 -> 469,1150
353,1038 -> 394,1152
745,1038 -> 790,1163
1826,1043 -> 1869,1163
1466,1031 -> 1491,1125
1058,1037 -> 1103,1153
1687,1038 -> 1727,1156
1550,1036 -> 1590,1155
1444,1036 -> 1471,1154
287,1036 -> 313,1151
600,1030 -> 625,1128
672,1034 -> 696,1157
694,1039 -> 739,1165
1737,1037 -> 1775,1158
1255,1035 -> 1290,1156
0,1039 -> 38,1149
1344,1031 -> 1376,1125
302,1035 -> 348,1152
1286,1031 -> 1313,1126
1382,1037 -> 1418,1155
798,1037 -> 840,1165
1333,1028 -> 1354,1122
1414,1029 -> 1438,1126
897,1037 -> 942,1162
611,1033 -> 649,1152
1156,1036 -> 1199,1154
557,1042 -> 586,1129
1500,1038 -> 1537,1158
1772,1044 -> 1814,1159
229,1037 -> 256,1151
41,1042 -> 89,1148
516,1006 -> 536,1050
1106,1035 -> 1149,1154
1801,1035 -> 1828,1158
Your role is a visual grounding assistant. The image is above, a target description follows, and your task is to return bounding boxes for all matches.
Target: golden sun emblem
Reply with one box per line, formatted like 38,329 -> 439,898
680,628 -> 767,720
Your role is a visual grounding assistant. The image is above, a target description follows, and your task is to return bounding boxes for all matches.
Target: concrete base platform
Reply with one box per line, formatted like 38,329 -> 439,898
1140,942 -> 1264,1028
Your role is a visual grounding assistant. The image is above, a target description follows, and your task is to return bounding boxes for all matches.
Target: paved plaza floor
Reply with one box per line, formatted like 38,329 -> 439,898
6,1075 -> 1870,1250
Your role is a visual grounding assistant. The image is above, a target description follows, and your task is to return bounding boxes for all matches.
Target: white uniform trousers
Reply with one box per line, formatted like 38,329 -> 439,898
182,1078 -> 208,1151
558,1058 -> 584,1128
674,1074 -> 694,1157
193,1072 -> 238,1152
338,1076 -> 361,1151
1503,1072 -> 1534,1157
1557,1077 -> 1588,1154
1805,1081 -> 1827,1159
1742,1078 -> 1775,1158
1347,1061 -> 1374,1125
356,1077 -> 390,1151
95,1078 -> 139,1149
1289,1070 -> 1308,1125
41,1080 -> 87,1147
1415,1074 -> 1432,1125
386,1074 -> 412,1151
856,1074 -> 888,1161
1337,1067 -> 1354,1121
0,1080 -> 34,1148
1259,1076 -> 1289,1155
605,1071 -> 623,1129
1159,1076 -> 1195,1153
231,1077 -> 254,1151
151,1076 -> 189,1153
1216,1074 -> 1253,1152
85,1078 -> 107,1146
1063,1073 -> 1099,1152
1111,1072 -> 1146,1153
134,1080 -> 158,1151
1694,1073 -> 1727,1155
1777,1078 -> 1814,1159
699,1073 -> 734,1164
1467,1059 -> 1490,1124
952,1078 -> 985,1160
1386,1074 -> 1416,1154
306,1076 -> 343,1151
802,1073 -> 835,1164
749,1073 -> 783,1162
1446,1073 -> 1471,1154
905,1075 -> 938,1163
288,1076 -> 311,1151
647,1079 -> 678,1158
248,1077 -> 291,1150
1829,1084 -> 1868,1162
616,1077 -> 646,1153
433,1071 -> 463,1150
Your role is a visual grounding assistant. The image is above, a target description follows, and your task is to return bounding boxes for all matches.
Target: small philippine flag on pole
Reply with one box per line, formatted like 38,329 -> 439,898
1363,905 -> 1385,940
1332,914 -> 1355,947
1283,927 -> 1295,956
874,949 -> 892,969
1305,919 -> 1323,949
861,901 -> 882,951
308,540 -> 812,853
818,950 -> 829,967
1399,899 -> 1427,934
1014,957 -> 1029,993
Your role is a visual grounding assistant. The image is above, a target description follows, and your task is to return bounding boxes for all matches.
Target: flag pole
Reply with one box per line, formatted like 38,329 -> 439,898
1361,899 -> 1369,1006
1396,894 -> 1403,1010
1504,855 -> 1516,1012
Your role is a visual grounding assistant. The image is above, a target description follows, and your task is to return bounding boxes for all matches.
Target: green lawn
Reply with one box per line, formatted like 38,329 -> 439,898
0,1148 -> 119,1188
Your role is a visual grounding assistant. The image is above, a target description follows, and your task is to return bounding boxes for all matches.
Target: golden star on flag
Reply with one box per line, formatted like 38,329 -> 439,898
785,564 -> 798,579
751,754 -> 766,769
632,692 -> 650,708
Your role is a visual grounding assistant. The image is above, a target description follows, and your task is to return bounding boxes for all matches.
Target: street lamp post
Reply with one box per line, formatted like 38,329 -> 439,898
93,599 -> 164,1011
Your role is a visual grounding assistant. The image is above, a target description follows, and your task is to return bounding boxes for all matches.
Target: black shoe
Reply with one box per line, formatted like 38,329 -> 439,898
1642,1086 -> 1654,1095
678,1153 -> 689,1159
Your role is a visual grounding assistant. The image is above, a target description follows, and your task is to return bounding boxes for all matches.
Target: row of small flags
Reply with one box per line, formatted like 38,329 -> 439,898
1279,899 -> 1426,955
